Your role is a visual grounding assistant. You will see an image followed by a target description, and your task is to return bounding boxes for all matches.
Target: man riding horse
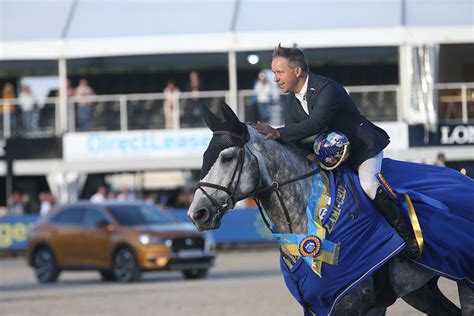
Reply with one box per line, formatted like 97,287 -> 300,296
255,43 -> 420,260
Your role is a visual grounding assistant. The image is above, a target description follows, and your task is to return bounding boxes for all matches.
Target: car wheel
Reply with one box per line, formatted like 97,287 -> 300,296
99,270 -> 117,282
182,268 -> 208,280
113,247 -> 141,282
33,247 -> 60,283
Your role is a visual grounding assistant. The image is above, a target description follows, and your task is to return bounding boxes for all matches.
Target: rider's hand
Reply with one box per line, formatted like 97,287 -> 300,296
255,122 -> 280,140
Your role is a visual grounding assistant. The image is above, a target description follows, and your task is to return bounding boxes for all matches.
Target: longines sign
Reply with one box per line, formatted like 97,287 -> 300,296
440,125 -> 474,145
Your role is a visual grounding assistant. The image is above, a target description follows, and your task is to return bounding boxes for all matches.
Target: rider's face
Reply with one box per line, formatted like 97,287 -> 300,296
272,57 -> 300,94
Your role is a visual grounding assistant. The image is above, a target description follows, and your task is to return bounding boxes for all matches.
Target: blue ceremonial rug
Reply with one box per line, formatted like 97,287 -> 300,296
277,159 -> 474,316
381,159 -> 474,286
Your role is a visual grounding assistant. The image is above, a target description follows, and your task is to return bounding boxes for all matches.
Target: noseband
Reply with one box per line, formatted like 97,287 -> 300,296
196,131 -> 257,223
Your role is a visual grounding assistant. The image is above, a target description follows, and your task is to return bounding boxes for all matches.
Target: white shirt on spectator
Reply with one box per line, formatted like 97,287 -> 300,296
254,80 -> 273,103
40,201 -> 52,216
18,91 -> 36,112
90,193 -> 105,203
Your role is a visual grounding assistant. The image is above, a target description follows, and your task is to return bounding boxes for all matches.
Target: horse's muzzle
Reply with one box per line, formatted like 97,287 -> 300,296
188,207 -> 222,231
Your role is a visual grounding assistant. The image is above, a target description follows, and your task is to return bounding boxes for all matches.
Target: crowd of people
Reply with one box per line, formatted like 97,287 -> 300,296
6,191 -> 55,217
1,69 -> 279,135
2,186 -> 195,217
0,78 -> 96,135
0,68 -> 278,218
87,185 -> 192,210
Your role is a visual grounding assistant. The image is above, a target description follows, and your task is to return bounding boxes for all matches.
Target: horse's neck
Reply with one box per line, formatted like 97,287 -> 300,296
250,133 -> 312,235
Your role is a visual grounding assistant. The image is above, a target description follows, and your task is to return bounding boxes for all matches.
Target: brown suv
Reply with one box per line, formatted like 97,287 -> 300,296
26,201 -> 215,283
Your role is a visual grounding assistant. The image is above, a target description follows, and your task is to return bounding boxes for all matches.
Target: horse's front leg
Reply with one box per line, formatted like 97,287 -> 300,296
458,281 -> 474,316
334,277 -> 376,316
401,277 -> 461,315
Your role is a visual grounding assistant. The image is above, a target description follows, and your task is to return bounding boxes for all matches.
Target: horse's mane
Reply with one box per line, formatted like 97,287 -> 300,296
246,124 -> 311,163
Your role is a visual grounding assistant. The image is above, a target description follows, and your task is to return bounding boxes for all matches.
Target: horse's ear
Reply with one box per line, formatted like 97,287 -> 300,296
220,100 -> 241,125
200,104 -> 222,131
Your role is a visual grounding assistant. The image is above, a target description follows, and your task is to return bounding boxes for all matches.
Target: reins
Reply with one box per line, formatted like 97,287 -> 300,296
197,130 -> 319,234
249,167 -> 320,234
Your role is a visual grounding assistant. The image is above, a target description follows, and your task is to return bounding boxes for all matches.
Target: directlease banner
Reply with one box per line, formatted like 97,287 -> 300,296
0,209 -> 274,252
63,129 -> 212,161
0,215 -> 38,251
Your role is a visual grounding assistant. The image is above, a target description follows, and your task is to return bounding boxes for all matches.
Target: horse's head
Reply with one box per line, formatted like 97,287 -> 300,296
187,101 -> 262,231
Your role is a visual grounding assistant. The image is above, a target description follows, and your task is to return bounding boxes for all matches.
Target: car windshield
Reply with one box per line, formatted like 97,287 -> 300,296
106,205 -> 176,226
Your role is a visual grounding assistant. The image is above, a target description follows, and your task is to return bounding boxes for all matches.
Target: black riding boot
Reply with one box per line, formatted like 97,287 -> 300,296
373,186 -> 420,260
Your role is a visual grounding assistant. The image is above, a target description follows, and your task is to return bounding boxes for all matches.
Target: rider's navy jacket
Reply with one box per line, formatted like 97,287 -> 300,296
277,73 -> 390,169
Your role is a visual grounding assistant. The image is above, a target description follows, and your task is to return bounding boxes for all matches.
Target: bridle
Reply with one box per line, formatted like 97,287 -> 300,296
196,131 -> 255,224
196,130 -> 320,233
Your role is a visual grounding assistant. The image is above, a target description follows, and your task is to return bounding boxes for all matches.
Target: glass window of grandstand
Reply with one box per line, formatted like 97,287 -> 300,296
438,44 -> 474,123
0,60 -> 59,138
236,47 -> 399,125
0,48 -> 404,137
67,53 -> 229,132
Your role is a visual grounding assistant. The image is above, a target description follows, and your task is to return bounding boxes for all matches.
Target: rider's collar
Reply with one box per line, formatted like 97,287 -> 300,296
295,75 -> 309,102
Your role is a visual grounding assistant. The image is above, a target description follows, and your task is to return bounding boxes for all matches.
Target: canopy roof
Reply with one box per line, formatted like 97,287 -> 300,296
1,0 -> 473,60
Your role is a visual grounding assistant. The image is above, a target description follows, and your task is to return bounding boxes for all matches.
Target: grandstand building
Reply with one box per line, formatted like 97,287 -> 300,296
0,0 -> 473,211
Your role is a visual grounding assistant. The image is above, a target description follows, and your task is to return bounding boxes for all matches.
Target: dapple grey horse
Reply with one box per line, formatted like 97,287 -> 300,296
188,102 -> 472,316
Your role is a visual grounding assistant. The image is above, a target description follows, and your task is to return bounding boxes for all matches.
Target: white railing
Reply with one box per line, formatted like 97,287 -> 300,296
435,82 -> 474,124
0,84 -> 403,138
345,85 -> 401,122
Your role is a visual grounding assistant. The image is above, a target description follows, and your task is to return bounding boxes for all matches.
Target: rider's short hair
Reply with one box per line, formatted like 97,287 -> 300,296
272,43 -> 309,73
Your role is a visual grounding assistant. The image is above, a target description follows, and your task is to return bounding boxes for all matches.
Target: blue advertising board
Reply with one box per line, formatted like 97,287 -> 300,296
0,209 -> 274,252
172,208 -> 275,243
0,215 -> 38,251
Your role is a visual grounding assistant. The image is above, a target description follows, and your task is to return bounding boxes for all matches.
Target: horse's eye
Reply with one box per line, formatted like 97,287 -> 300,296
221,155 -> 234,163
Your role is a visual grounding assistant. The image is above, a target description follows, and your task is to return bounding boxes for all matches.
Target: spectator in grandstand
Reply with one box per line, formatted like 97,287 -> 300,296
66,79 -> 75,97
18,84 -> 37,135
145,193 -> 157,205
163,80 -> 181,129
253,71 -> 273,122
157,193 -> 170,209
75,79 -> 95,131
90,185 -> 107,203
117,187 -> 136,201
8,191 -> 26,216
174,190 -> 190,208
434,152 -> 446,167
107,191 -> 117,200
1,82 -> 18,134
187,70 -> 202,101
39,192 -> 54,216
184,71 -> 203,127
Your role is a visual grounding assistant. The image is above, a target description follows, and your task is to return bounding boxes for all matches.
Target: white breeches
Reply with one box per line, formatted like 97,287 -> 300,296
357,152 -> 383,200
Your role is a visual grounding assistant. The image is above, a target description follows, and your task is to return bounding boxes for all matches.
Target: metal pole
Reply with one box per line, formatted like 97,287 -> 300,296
228,49 -> 238,114
119,95 -> 128,131
174,100 -> 180,129
398,44 -> 412,122
461,84 -> 467,124
238,92 -> 245,122
58,56 -> 68,134
4,102 -> 11,138
5,149 -> 13,214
